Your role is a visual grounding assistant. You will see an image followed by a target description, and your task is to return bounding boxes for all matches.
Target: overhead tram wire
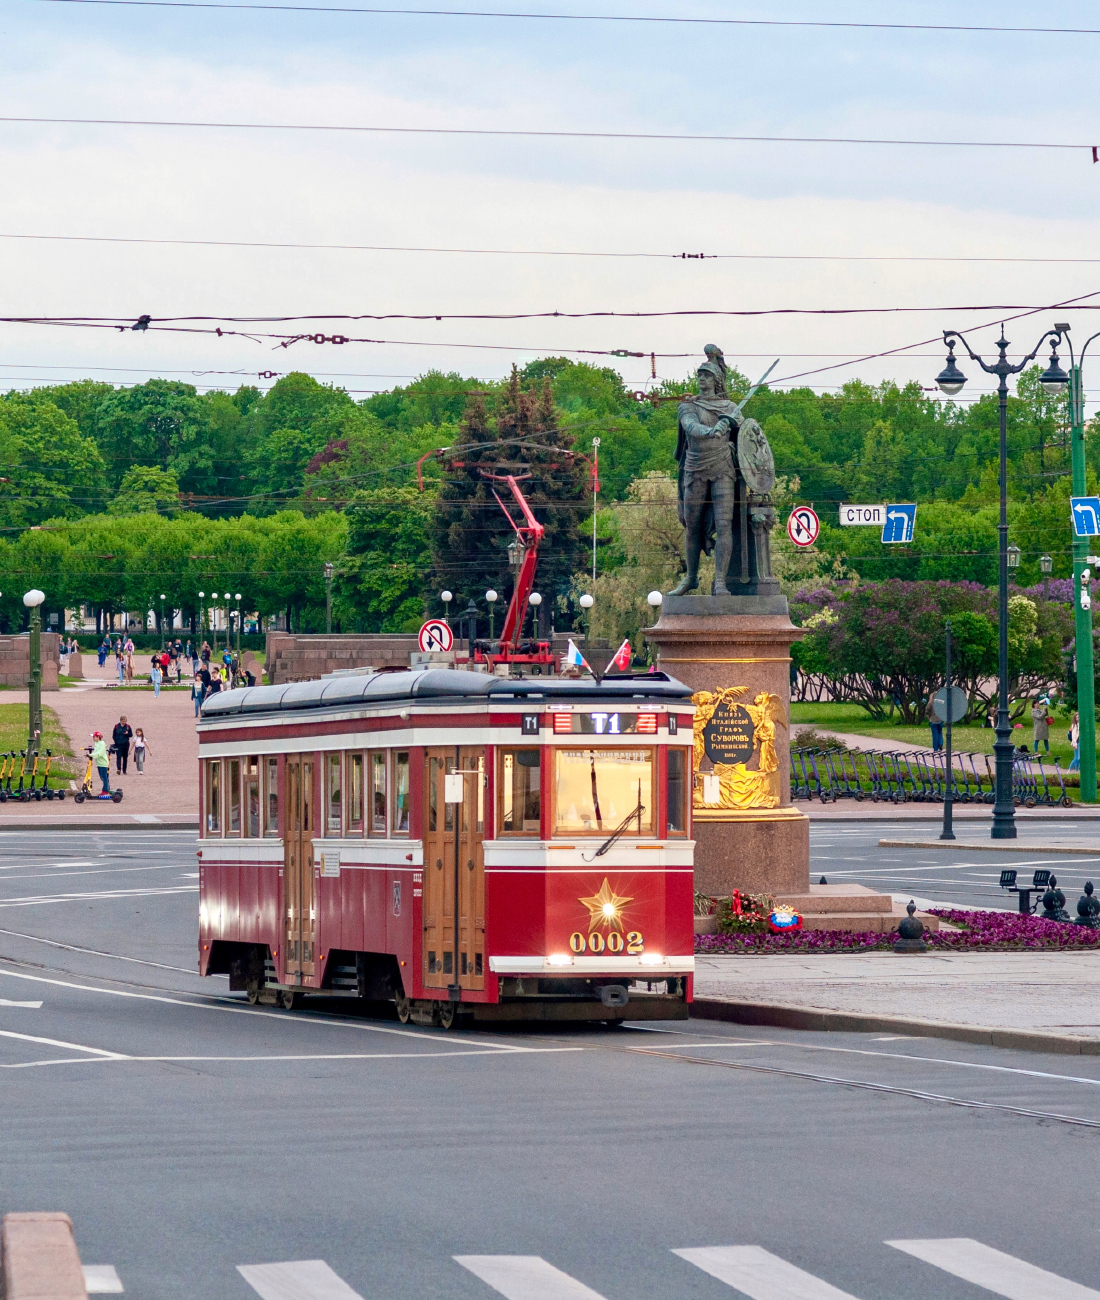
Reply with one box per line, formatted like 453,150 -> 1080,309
25,0 -> 1100,36
7,232 -> 1100,266
0,116 -> 1094,160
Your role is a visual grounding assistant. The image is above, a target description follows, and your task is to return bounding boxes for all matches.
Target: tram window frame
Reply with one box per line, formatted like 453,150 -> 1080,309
369,750 -> 387,836
243,756 -> 260,838
263,756 -> 279,837
552,746 -> 655,838
205,759 -> 221,835
347,751 -> 364,834
325,752 -> 342,836
666,746 -> 689,837
226,757 -> 242,837
499,748 -> 542,836
393,751 -> 410,835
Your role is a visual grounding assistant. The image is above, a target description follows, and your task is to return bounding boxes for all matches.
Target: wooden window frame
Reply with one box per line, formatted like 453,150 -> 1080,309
325,751 -> 343,837
205,759 -> 222,836
225,757 -> 242,837
392,750 -> 410,836
263,756 -> 280,837
496,747 -> 543,837
347,751 -> 365,836
665,744 -> 689,838
242,756 -> 260,839
368,749 -> 388,837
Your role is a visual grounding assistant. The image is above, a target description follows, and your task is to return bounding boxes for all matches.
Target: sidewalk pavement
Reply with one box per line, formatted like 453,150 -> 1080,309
693,949 -> 1100,1052
0,659 -> 199,822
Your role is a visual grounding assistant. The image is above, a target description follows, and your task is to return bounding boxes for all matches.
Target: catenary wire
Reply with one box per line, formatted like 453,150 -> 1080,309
7,232 -> 1100,266
25,0 -> 1100,37
0,115 -> 1094,155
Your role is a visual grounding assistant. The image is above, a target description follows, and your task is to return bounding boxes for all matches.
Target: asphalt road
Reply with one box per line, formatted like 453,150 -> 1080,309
3,830 -> 1100,1300
811,817 -> 1100,912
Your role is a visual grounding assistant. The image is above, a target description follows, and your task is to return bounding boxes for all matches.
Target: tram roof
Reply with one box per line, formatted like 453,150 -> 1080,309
199,668 -> 693,721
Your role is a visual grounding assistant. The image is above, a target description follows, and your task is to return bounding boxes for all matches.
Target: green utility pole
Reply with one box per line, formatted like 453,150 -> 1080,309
1069,360 -> 1096,801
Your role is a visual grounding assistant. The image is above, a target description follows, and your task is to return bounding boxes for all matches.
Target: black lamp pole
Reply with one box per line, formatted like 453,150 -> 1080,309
936,326 -> 1069,840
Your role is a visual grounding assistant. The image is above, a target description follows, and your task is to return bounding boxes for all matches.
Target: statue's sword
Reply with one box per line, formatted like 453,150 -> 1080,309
731,358 -> 780,419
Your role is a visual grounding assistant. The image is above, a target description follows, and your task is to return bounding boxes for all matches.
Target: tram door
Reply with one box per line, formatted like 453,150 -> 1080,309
283,755 -> 316,983
423,747 -> 485,993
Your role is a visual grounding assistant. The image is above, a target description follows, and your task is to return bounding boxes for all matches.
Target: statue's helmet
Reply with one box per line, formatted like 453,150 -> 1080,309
697,359 -> 728,395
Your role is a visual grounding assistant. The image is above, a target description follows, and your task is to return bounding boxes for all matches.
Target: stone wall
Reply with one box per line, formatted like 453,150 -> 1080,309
0,633 -> 61,691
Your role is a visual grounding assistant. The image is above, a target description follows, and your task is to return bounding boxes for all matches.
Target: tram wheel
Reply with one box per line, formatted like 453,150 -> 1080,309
246,982 -> 261,1006
395,992 -> 411,1024
438,1000 -> 460,1031
278,989 -> 299,1011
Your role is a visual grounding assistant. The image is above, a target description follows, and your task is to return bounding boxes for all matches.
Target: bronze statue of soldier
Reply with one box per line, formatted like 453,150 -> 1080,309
668,345 -> 776,597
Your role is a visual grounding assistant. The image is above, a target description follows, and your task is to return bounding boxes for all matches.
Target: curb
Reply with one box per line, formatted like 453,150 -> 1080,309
0,817 -> 197,831
879,839 -> 1100,855
2,1213 -> 86,1300
690,997 -> 1100,1055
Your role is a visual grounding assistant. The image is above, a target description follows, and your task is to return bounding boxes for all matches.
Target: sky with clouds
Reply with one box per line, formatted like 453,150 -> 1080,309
1,0 -> 1099,407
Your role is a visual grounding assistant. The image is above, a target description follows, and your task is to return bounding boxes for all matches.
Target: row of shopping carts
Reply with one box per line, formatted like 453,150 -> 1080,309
791,746 -> 1074,807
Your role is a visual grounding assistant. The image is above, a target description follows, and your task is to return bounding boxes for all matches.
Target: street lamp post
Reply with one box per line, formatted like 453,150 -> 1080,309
528,591 -> 542,643
1057,323 -> 1098,803
1040,554 -> 1053,603
647,590 -> 663,666
935,326 -> 1069,838
485,590 -> 498,644
198,591 -> 205,643
234,593 -> 242,658
323,562 -> 335,635
159,593 -> 167,649
441,590 -> 453,627
463,598 -> 479,662
579,592 -> 594,658
23,589 -> 44,755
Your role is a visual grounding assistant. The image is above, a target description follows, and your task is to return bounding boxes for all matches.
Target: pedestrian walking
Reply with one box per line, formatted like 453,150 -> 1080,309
192,676 -> 204,717
97,638 -> 108,667
1069,712 -> 1081,772
124,637 -> 135,681
1032,697 -> 1051,753
112,716 -> 133,774
115,648 -> 125,684
207,665 -> 223,696
151,658 -> 162,698
133,728 -> 149,774
927,697 -> 943,753
91,730 -> 111,794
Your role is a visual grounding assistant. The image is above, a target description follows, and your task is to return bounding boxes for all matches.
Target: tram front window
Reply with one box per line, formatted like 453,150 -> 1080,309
554,748 -> 653,837
667,747 -> 688,835
501,749 -> 541,834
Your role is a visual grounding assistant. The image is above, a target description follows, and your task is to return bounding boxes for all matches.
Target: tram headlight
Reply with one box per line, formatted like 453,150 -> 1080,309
640,952 -> 664,965
547,953 -> 573,967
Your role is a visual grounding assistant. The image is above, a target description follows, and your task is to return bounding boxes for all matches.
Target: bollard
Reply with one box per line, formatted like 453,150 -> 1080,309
2,1212 -> 88,1300
893,899 -> 927,954
1040,874 -> 1070,922
1075,880 -> 1100,928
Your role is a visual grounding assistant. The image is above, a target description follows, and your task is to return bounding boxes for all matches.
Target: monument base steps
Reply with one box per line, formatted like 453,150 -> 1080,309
695,884 -> 940,935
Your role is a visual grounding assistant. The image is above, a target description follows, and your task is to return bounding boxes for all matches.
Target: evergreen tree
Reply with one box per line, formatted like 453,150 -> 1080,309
429,370 -> 587,638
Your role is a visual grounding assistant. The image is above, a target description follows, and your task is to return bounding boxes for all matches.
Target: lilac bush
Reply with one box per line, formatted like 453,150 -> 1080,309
694,908 -> 1100,955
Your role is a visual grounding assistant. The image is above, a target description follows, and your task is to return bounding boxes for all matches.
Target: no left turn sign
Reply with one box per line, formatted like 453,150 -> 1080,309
787,506 -> 820,548
418,619 -> 454,653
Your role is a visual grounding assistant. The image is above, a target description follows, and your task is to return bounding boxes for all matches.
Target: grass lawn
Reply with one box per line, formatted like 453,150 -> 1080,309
0,702 -> 77,792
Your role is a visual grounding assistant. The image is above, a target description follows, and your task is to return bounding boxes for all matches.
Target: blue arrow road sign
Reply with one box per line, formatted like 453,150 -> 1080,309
881,503 -> 917,544
1071,496 -> 1100,537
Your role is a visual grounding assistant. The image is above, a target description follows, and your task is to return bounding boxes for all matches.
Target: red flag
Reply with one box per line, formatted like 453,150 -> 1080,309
612,637 -> 632,671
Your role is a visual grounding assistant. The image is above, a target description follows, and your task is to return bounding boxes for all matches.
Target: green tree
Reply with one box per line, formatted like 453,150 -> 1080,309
108,466 -> 181,516
0,395 -> 107,526
338,487 -> 434,631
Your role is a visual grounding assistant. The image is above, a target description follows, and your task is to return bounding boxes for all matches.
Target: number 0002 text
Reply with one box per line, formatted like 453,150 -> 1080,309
569,931 -> 643,954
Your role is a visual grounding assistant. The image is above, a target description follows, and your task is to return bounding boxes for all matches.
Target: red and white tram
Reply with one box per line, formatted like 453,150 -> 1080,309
197,668 -> 696,1025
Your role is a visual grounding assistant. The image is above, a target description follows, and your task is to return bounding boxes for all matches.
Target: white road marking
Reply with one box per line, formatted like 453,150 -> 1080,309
83,1265 -> 124,1293
456,1255 -> 608,1299
0,885 -> 197,909
0,1047 -> 585,1069
0,966 -> 547,1049
888,1239 -> 1100,1299
0,998 -> 42,1007
0,925 -> 198,974
674,1246 -> 860,1299
0,1028 -> 125,1058
238,1260 -> 364,1300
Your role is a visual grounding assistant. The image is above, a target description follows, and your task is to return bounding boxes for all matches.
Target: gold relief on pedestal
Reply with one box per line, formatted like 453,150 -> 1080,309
692,686 -> 786,810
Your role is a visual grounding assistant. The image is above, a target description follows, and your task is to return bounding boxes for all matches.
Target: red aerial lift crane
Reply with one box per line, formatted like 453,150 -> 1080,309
416,441 -> 596,672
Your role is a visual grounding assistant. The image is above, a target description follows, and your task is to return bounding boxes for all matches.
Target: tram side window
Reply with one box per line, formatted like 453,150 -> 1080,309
326,753 -> 342,835
393,751 -> 410,834
205,760 -> 221,835
369,751 -> 387,835
264,757 -> 279,836
347,752 -> 364,834
243,756 -> 260,838
226,758 -> 242,836
501,749 -> 541,834
667,748 -> 688,836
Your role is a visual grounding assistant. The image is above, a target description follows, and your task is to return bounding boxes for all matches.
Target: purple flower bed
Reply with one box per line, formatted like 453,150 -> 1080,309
694,908 -> 1100,955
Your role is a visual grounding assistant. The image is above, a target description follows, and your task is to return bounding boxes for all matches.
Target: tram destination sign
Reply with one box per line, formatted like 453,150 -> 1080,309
553,711 -> 658,735
702,698 -> 755,765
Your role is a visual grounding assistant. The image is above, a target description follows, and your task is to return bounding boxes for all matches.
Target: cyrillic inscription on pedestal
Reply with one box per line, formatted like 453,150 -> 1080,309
693,687 -> 786,810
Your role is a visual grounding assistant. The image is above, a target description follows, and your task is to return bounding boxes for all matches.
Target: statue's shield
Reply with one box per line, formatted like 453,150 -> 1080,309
737,417 -> 775,495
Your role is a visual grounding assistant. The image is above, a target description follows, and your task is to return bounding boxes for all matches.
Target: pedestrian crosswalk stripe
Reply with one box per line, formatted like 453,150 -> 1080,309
887,1238 -> 1100,1300
455,1255 -> 609,1300
673,1246 -> 860,1300
237,1260 -> 365,1300
83,1265 -> 123,1294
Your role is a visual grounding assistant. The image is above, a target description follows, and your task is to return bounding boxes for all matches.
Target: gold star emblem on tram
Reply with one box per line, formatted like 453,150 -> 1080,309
578,878 -> 633,932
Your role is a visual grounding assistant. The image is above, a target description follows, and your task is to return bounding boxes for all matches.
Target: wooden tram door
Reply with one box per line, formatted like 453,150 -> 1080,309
283,755 -> 316,984
423,747 -> 485,993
